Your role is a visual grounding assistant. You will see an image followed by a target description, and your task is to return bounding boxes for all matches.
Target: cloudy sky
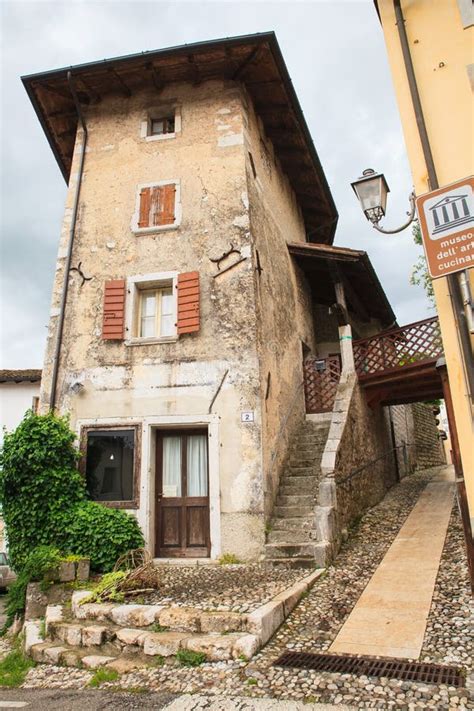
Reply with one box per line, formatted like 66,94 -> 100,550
0,0 -> 432,369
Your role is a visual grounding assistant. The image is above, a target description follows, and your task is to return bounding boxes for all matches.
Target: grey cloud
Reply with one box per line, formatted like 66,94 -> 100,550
0,0 -> 431,368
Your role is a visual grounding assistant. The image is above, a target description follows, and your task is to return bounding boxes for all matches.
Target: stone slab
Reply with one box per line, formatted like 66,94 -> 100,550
143,631 -> 187,657
330,467 -> 454,659
82,654 -> 116,669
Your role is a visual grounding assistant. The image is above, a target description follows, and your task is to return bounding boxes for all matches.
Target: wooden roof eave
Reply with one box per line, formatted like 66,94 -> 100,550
22,33 -> 338,242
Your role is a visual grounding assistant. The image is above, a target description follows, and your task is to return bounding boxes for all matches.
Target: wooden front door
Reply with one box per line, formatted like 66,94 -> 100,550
155,429 -> 210,558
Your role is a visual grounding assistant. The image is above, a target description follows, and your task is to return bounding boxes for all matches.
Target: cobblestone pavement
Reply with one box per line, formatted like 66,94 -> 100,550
139,563 -> 308,612
22,467 -> 473,709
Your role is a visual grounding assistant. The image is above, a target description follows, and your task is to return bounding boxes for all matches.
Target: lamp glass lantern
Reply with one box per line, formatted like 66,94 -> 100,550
351,168 -> 390,224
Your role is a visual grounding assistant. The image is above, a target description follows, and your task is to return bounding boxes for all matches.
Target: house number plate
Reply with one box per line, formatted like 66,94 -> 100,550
241,411 -> 255,423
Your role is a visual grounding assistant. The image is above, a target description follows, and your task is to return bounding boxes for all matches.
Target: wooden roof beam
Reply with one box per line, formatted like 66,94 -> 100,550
107,67 -> 131,97
232,45 -> 263,80
146,62 -> 165,92
77,76 -> 101,103
56,126 -> 77,139
49,108 -> 76,118
39,82 -> 74,100
187,54 -> 201,85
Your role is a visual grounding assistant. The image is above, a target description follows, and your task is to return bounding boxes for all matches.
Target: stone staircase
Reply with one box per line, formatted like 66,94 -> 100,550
24,594 -> 260,671
265,420 -> 330,569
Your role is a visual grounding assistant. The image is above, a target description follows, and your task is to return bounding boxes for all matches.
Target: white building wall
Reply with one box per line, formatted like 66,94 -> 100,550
0,382 -> 40,447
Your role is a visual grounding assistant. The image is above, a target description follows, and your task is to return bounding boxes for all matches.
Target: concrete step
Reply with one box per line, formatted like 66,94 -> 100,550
267,529 -> 314,544
271,517 -> 314,530
276,494 -> 315,507
290,447 -> 325,458
273,504 -> 314,517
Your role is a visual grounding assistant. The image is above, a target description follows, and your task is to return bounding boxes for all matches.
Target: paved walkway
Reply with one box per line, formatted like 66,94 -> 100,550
329,465 -> 455,659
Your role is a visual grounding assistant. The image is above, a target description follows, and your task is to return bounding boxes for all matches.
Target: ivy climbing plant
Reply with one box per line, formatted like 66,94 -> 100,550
0,411 -> 143,572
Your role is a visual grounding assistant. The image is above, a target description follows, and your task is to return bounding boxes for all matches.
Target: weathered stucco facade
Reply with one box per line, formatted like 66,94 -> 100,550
27,34 -> 446,566
39,80 -> 269,558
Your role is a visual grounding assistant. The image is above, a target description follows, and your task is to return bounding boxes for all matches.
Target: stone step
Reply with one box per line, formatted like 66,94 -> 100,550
69,596 -> 247,635
266,557 -> 319,570
271,516 -> 314,530
289,455 -> 320,467
273,504 -> 314,518
265,542 -> 326,566
267,529 -> 314,544
284,466 -> 321,478
290,447 -> 325,458
31,626 -> 258,666
276,494 -> 315,507
279,479 -> 319,496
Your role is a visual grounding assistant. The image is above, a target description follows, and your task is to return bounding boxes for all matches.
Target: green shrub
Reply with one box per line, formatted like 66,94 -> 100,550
3,546 -> 62,632
88,666 -> 119,687
0,412 -> 84,570
0,412 -> 144,575
80,570 -> 128,604
65,502 -> 143,573
0,644 -> 35,687
176,649 -> 206,667
218,553 -> 241,565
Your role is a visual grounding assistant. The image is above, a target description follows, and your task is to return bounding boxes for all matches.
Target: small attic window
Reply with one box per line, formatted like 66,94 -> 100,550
150,115 -> 175,136
140,107 -> 181,142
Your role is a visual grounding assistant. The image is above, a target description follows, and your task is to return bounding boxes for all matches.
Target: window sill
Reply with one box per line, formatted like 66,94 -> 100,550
145,132 -> 177,142
95,500 -> 139,510
125,336 -> 178,347
132,223 -> 179,236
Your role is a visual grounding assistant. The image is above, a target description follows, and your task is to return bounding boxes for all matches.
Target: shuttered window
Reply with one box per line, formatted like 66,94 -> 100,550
177,272 -> 200,335
138,184 -> 176,228
102,280 -> 126,340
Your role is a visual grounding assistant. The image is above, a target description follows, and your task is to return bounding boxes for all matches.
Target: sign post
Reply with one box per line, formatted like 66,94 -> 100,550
416,176 -> 474,279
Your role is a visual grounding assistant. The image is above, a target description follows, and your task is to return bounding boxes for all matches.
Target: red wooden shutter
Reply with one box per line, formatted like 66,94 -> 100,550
177,272 -> 200,335
161,184 -> 176,225
102,280 -> 126,340
138,187 -> 151,228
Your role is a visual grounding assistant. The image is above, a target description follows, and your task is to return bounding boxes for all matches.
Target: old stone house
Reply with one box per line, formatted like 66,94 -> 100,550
23,33 -> 444,566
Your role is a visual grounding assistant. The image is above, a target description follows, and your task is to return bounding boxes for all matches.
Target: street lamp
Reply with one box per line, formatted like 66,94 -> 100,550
351,168 -> 416,234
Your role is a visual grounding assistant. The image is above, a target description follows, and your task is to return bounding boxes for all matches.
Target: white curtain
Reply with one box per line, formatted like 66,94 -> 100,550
163,436 -> 181,497
187,435 -> 208,497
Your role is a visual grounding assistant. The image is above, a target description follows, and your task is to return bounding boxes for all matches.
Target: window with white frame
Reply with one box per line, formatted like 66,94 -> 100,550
140,106 -> 182,142
126,272 -> 178,343
131,180 -> 181,234
138,286 -> 174,339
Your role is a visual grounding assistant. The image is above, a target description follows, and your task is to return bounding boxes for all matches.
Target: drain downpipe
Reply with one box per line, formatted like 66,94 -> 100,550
49,72 -> 88,412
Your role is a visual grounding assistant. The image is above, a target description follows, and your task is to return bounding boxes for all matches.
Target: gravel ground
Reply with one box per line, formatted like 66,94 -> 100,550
22,466 -> 473,709
138,563 -> 307,612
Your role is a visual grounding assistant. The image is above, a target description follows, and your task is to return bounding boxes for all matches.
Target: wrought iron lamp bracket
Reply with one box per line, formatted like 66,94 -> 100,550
370,191 -> 416,234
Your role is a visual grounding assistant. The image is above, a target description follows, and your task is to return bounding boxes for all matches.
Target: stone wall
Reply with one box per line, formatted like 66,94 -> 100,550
412,402 -> 446,469
331,380 -> 398,531
243,90 -> 315,518
389,404 -> 417,479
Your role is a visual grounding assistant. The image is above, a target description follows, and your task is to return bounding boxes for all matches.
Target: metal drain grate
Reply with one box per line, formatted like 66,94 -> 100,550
274,652 -> 465,687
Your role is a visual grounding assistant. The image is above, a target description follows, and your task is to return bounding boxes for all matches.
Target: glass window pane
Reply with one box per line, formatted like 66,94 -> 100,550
162,436 -> 182,497
160,314 -> 174,337
86,430 -> 135,502
151,119 -> 164,135
141,315 -> 155,338
187,434 -> 208,497
142,292 -> 156,316
161,288 -> 173,315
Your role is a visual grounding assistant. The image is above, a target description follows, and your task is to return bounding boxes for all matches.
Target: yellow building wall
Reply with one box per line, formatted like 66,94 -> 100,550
377,0 -> 474,522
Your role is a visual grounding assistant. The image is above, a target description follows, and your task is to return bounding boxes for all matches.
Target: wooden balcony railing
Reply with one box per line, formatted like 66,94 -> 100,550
353,316 -> 443,380
304,354 -> 342,413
